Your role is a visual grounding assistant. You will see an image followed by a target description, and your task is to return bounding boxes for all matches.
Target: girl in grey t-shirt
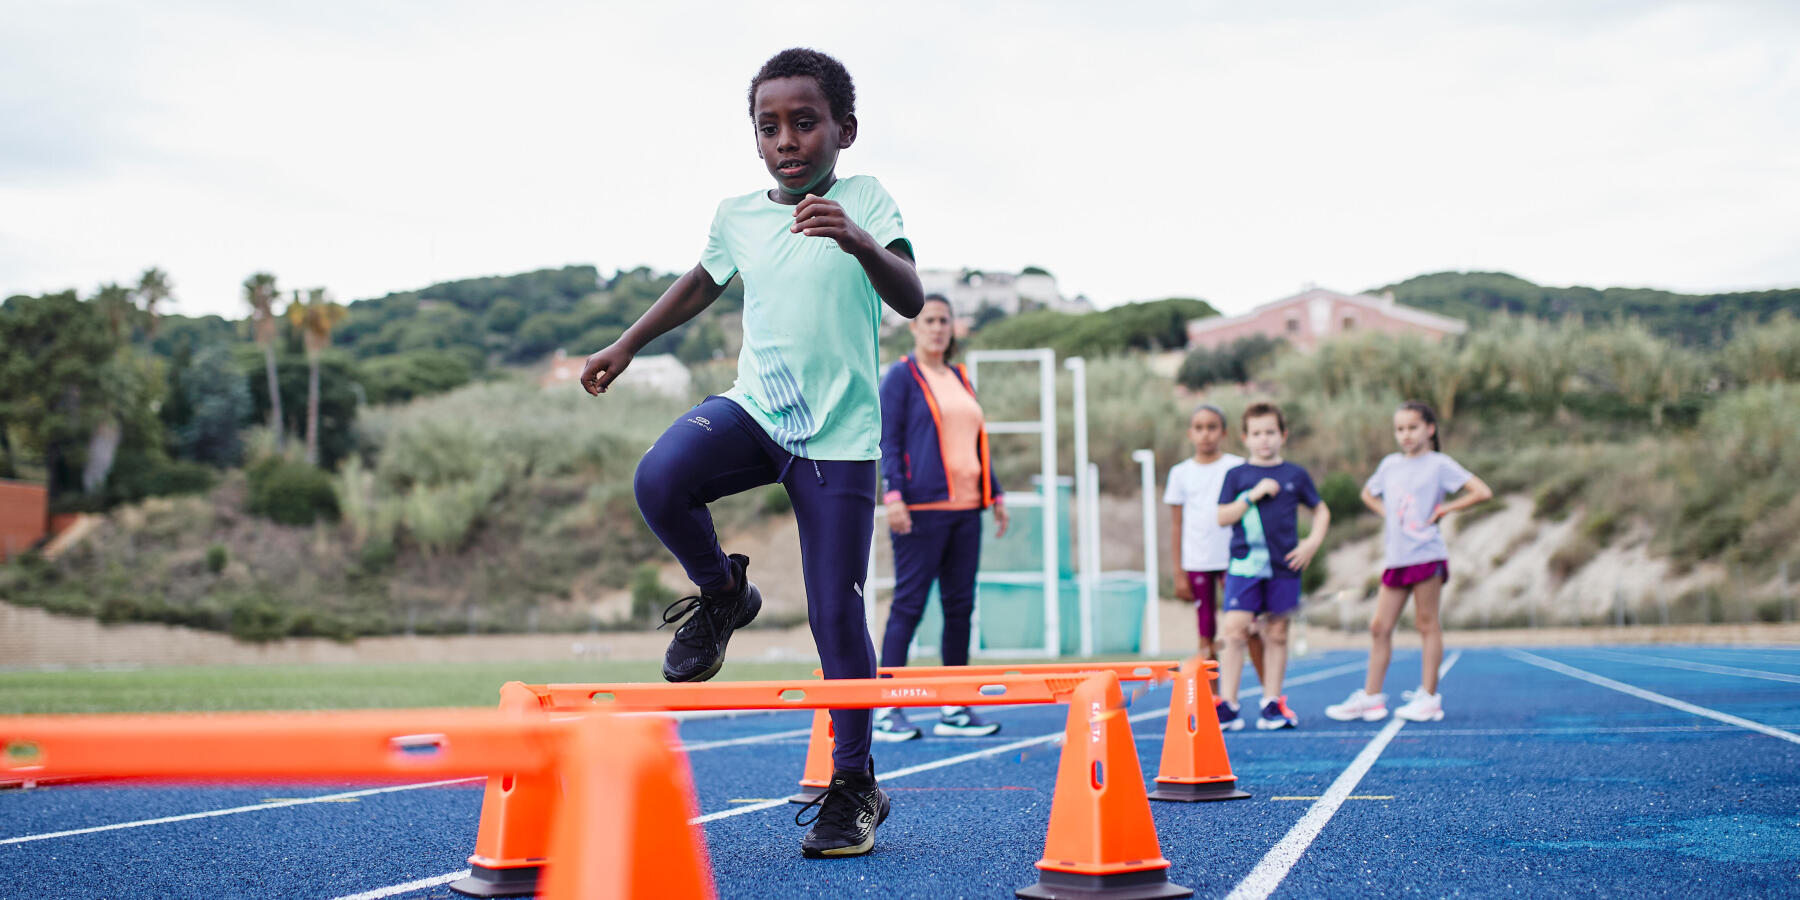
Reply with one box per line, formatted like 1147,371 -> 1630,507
1326,402 -> 1492,725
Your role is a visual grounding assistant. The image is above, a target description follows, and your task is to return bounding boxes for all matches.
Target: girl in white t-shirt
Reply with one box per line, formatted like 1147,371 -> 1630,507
1165,403 -> 1262,672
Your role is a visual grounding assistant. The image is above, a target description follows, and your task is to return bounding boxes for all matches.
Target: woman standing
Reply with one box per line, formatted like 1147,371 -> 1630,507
874,295 -> 1009,740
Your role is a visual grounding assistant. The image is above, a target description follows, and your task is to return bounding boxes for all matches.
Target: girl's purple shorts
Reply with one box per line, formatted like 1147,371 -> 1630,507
1381,560 -> 1449,588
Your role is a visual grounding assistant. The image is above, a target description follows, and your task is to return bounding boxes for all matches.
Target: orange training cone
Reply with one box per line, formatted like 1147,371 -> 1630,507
1017,671 -> 1192,899
788,708 -> 834,804
540,712 -> 716,900
454,682 -> 559,898
1149,656 -> 1250,803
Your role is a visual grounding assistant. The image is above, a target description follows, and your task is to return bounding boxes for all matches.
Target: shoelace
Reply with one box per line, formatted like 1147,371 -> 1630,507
660,594 -> 727,650
795,780 -> 879,831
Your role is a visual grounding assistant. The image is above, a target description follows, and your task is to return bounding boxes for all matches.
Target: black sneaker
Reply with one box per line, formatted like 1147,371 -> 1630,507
933,706 -> 1000,737
660,553 -> 761,683
797,767 -> 890,858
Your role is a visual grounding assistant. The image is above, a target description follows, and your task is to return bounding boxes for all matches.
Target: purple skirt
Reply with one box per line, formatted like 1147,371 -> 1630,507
1381,560 -> 1449,588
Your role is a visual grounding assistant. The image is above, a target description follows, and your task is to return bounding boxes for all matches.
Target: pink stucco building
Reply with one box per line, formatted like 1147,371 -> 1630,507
1186,288 -> 1468,352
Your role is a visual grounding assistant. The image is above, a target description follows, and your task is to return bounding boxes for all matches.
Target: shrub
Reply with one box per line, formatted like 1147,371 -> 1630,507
630,563 -> 677,623
1318,472 -> 1364,522
206,544 -> 228,574
247,458 -> 340,525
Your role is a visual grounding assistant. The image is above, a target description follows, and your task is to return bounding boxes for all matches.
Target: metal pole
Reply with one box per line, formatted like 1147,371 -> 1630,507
1066,357 -> 1092,657
1038,349 -> 1060,657
1132,449 -> 1160,657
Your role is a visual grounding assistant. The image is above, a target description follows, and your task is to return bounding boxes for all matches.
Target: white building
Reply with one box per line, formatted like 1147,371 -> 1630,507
885,268 -> 1093,330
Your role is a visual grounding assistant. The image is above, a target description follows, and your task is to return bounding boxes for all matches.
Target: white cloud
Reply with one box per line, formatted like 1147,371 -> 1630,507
1,0 -> 1795,318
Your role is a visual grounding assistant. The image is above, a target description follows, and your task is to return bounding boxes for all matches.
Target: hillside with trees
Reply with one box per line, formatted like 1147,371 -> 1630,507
5,263 -> 1797,640
1375,271 -> 1800,344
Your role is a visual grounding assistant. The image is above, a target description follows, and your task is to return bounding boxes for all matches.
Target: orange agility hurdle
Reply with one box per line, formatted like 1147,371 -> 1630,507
459,673 -> 1095,896
0,709 -> 713,900
788,661 -> 1184,804
458,670 -> 1193,899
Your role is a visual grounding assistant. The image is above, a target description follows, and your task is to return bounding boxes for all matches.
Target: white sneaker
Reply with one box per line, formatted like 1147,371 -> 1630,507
1394,689 -> 1443,722
872,708 -> 922,742
1325,689 -> 1388,722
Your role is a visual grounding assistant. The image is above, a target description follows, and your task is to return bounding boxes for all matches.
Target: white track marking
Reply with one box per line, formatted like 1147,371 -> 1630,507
1505,649 -> 1800,746
330,870 -> 472,900
0,778 -> 480,846
338,658 -> 1375,899
677,727 -> 812,752
1224,650 -> 1461,900
1579,648 -> 1800,684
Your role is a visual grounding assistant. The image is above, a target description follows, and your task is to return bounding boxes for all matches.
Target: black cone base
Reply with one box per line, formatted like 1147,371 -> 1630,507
1017,867 -> 1193,899
450,863 -> 542,897
788,784 -> 826,804
1148,778 -> 1251,802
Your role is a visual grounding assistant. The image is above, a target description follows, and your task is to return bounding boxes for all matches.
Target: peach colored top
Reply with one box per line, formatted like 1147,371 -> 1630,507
907,363 -> 985,511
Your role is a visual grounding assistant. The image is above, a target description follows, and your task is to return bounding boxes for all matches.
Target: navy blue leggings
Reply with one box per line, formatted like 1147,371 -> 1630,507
882,509 -> 982,668
633,396 -> 877,772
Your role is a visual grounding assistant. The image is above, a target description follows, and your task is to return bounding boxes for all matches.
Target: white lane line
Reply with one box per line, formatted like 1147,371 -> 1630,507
1224,650 -> 1461,900
1579,648 -> 1800,685
0,778 -> 480,846
335,659 -> 1374,899
0,723 -> 812,847
678,727 -> 812,752
1505,649 -> 1800,746
331,870 -> 472,900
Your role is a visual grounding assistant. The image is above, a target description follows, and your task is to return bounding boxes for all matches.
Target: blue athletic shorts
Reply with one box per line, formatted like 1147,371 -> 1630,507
1222,575 -> 1302,617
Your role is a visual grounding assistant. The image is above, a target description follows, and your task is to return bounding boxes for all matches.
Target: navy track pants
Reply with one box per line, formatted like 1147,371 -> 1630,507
881,508 -> 982,668
633,396 -> 877,772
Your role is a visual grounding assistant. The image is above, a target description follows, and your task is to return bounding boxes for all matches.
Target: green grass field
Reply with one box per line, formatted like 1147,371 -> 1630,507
0,661 -> 826,714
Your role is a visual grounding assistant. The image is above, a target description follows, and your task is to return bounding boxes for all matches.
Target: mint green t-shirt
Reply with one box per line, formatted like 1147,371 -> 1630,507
701,174 -> 910,461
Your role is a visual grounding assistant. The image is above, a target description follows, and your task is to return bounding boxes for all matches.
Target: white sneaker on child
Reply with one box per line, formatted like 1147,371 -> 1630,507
1325,689 -> 1388,722
1394,689 -> 1444,722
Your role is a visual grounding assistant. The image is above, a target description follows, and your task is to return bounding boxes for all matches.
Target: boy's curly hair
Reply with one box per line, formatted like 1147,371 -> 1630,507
748,48 -> 856,122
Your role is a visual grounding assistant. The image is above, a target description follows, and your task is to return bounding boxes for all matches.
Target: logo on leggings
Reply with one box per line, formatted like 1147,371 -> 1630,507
853,582 -> 863,598
686,416 -> 713,431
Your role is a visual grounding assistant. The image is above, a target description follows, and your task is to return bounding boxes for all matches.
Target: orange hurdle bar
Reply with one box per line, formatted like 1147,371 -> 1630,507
538,672 -> 1092,711
787,660 -> 1182,804
0,710 -> 715,900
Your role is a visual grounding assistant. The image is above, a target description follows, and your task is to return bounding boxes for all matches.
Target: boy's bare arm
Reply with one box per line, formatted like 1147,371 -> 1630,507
1285,502 -> 1332,570
580,263 -> 726,394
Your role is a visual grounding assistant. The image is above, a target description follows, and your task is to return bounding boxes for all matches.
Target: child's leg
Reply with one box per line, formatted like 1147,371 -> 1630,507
1413,576 -> 1446,694
1189,572 -> 1218,659
880,510 -> 950,669
1246,617 -> 1268,688
933,510 -> 982,667
633,398 -> 780,594
1216,609 -> 1256,703
1364,585 -> 1410,696
787,458 -> 880,773
1258,614 -> 1290,699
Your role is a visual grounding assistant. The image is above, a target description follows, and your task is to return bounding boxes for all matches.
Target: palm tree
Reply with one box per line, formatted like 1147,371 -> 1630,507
135,268 -> 172,337
244,272 -> 284,449
286,287 -> 347,466
93,283 -> 136,341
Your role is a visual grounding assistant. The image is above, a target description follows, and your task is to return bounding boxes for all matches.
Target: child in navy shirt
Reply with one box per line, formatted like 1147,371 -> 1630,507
1215,401 -> 1330,730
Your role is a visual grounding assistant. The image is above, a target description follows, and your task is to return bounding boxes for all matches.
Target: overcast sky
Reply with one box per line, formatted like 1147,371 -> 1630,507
3,1 -> 1796,320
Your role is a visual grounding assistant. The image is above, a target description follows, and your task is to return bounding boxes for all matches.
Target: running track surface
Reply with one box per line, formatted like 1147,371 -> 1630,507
3,645 -> 1797,899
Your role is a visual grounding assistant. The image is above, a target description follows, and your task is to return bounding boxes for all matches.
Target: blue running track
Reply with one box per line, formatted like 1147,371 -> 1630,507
2,645 -> 1797,898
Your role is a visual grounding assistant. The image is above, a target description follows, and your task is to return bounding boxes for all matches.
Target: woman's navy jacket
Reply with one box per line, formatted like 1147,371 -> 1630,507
878,355 -> 1003,508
